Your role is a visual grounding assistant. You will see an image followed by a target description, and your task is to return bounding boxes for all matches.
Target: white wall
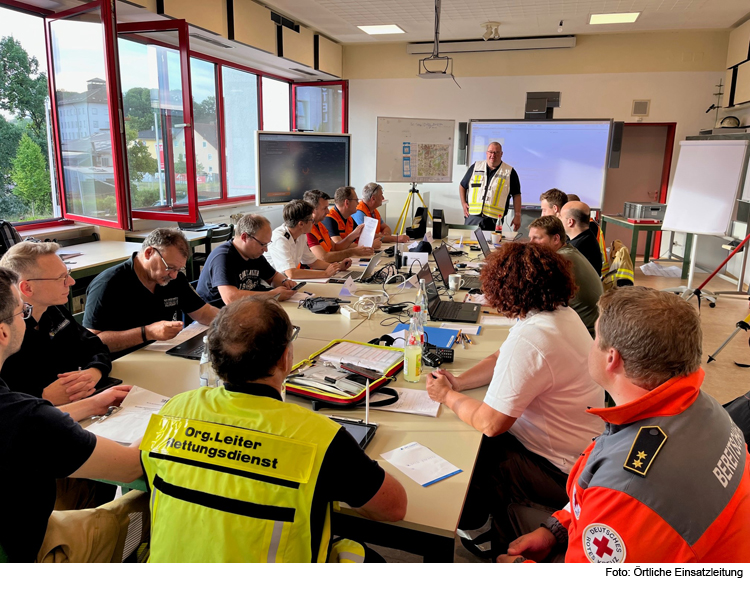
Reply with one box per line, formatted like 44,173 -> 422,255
348,71 -> 720,244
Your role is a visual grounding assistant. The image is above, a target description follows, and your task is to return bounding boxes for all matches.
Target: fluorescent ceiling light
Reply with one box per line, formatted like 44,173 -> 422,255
589,12 -> 640,25
358,24 -> 405,35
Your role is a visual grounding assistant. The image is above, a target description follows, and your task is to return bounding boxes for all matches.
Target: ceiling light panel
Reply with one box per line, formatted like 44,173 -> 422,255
357,24 -> 405,35
589,12 -> 641,25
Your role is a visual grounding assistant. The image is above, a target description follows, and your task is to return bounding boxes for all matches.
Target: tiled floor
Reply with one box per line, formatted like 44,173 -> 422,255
374,259 -> 750,563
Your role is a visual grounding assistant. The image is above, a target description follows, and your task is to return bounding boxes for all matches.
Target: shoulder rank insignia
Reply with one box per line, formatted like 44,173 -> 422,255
624,425 -> 667,477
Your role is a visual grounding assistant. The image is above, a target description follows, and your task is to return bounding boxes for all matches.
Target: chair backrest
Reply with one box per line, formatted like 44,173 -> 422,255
204,225 -> 234,256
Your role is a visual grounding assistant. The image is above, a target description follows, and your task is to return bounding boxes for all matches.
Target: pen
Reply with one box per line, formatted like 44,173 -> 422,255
455,329 -> 463,349
461,333 -> 467,349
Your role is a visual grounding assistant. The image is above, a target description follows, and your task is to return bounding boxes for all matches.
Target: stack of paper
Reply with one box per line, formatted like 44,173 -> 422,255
145,321 -> 208,352
370,388 -> 440,417
320,342 -> 402,373
381,442 -> 462,487
85,386 -> 170,445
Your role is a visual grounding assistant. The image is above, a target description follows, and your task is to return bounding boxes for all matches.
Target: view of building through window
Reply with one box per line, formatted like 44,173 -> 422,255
0,7 -> 56,224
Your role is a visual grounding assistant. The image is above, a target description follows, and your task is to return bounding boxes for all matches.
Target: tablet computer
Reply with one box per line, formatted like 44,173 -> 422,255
329,416 -> 378,450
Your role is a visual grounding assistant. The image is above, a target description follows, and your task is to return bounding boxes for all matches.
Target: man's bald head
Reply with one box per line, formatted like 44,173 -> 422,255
561,201 -> 591,229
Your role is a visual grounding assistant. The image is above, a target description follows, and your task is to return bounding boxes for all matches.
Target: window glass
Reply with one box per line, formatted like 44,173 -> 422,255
190,58 -> 220,202
295,85 -> 344,133
261,77 -> 290,132
222,66 -> 259,198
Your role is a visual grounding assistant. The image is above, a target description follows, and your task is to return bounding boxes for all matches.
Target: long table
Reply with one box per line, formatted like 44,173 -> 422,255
110,241 -> 508,562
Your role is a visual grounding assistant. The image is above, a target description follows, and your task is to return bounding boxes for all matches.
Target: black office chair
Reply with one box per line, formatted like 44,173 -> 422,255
191,224 -> 233,278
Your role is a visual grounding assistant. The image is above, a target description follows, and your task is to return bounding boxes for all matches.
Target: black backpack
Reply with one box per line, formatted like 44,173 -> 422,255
0,220 -> 22,258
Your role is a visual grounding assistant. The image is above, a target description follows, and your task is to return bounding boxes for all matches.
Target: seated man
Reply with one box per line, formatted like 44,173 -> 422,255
528,216 -> 602,337
322,186 -> 359,244
426,242 -> 603,559
539,188 -> 567,218
0,241 -> 112,405
351,182 -> 409,243
561,201 -> 602,275
304,190 -> 376,261
140,298 -> 407,562
265,200 -> 349,280
0,268 -> 146,562
84,228 -> 219,353
197,214 -> 296,307
565,194 -> 609,275
500,287 -> 750,563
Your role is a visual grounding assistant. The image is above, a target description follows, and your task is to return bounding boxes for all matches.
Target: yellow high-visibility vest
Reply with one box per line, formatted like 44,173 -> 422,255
141,385 -> 340,562
467,160 -> 513,219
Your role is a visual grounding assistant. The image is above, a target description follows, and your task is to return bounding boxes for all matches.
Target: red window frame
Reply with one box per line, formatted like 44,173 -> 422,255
291,80 -> 348,134
190,51 -> 293,205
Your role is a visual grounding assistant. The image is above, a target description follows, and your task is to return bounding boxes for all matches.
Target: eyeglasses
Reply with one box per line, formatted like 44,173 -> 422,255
291,325 -> 300,341
26,270 -> 73,283
250,235 -> 272,248
487,150 -> 502,155
153,248 -> 186,274
1,302 -> 32,324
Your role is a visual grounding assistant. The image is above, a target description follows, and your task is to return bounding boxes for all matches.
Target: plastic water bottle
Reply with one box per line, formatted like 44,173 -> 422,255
415,279 -> 429,331
404,306 -> 423,383
199,336 -> 220,388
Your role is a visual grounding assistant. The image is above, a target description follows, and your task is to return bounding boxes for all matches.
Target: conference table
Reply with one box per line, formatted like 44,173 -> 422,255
58,241 -> 142,281
109,235 -> 511,562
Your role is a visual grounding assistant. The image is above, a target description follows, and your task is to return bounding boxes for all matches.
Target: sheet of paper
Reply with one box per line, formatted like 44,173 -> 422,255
381,442 -> 462,487
299,277 -> 330,284
640,262 -> 682,277
359,216 -> 379,248
339,276 -> 359,296
440,323 -> 481,335
370,388 -> 440,417
463,292 -> 489,306
144,321 -> 208,352
480,315 -> 517,327
396,275 -> 419,289
402,251 -> 428,271
84,386 -> 170,445
465,262 -> 484,269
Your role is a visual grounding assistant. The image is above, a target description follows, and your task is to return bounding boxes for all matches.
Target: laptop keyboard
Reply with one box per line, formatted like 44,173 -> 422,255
435,301 -> 465,320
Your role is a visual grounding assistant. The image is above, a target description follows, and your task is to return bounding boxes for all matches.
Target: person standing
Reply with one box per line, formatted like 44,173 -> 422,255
460,142 -> 522,232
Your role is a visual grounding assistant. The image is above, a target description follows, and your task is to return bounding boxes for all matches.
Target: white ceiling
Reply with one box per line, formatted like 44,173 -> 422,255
260,0 -> 750,44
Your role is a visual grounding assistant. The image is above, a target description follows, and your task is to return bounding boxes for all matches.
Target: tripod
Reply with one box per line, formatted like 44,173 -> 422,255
394,183 -> 432,235
707,312 -> 750,363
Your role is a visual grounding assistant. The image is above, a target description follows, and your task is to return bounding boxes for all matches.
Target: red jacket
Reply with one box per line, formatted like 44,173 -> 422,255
552,369 -> 750,563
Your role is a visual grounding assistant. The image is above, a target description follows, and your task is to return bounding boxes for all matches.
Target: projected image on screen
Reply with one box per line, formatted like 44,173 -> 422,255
468,121 -> 612,209
257,133 -> 350,205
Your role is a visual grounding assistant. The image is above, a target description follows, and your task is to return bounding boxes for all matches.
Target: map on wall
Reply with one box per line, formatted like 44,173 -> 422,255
376,117 -> 455,183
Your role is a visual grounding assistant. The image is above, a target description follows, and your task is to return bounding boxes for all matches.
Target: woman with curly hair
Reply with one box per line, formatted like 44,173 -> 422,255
426,241 -> 604,560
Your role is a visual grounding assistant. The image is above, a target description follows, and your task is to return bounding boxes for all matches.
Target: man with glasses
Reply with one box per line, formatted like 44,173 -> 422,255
0,242 -> 115,410
266,200 -> 349,280
140,297 -> 407,562
0,267 -> 146,562
460,142 -> 523,232
197,214 -> 297,307
84,228 -> 219,353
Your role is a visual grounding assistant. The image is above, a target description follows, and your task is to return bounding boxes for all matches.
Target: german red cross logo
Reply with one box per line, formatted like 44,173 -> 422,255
583,524 -> 626,563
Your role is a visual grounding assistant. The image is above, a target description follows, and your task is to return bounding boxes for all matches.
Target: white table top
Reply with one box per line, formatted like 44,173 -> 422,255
58,241 -> 141,275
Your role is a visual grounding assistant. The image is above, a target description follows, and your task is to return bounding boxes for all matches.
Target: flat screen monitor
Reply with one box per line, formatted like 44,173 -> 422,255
468,119 -> 612,210
256,131 -> 350,205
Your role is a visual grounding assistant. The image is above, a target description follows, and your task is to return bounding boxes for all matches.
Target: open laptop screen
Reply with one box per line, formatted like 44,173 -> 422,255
474,228 -> 491,257
432,245 -> 455,286
417,264 -> 441,312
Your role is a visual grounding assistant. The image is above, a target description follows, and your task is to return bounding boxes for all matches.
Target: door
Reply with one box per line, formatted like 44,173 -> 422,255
45,0 -> 131,229
117,20 -> 199,222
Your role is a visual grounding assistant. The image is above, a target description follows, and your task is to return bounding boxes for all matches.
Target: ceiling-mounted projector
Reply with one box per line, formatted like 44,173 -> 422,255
416,0 -> 460,87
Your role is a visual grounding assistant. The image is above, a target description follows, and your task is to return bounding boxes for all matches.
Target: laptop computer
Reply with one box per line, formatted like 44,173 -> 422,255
166,331 -> 207,360
417,264 -> 481,324
474,227 -> 492,257
176,207 -> 224,232
331,252 -> 383,283
433,245 -> 481,291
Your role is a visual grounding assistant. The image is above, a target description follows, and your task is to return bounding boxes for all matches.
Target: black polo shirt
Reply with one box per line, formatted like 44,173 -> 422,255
570,230 -> 603,276
196,241 -> 276,306
222,382 -> 385,560
1,305 -> 111,398
83,253 -> 206,332
0,378 -> 96,562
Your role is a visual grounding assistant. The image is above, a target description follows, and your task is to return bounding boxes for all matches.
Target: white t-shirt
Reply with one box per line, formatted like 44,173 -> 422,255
265,225 -> 318,273
483,306 -> 604,473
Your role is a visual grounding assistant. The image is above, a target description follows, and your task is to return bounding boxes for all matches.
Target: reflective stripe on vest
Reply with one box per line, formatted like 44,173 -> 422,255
310,222 -> 334,252
325,206 -> 354,238
356,201 -> 383,234
141,386 -> 340,563
467,160 -> 513,219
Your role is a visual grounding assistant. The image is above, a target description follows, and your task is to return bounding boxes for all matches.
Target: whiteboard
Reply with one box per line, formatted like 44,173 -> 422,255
376,117 -> 455,183
468,119 -> 612,209
662,140 -> 750,236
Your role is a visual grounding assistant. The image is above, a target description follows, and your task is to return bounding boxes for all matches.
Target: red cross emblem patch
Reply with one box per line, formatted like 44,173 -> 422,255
582,524 -> 626,563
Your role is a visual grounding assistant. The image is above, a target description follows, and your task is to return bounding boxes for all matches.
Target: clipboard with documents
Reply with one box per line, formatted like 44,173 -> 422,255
285,339 -> 403,410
